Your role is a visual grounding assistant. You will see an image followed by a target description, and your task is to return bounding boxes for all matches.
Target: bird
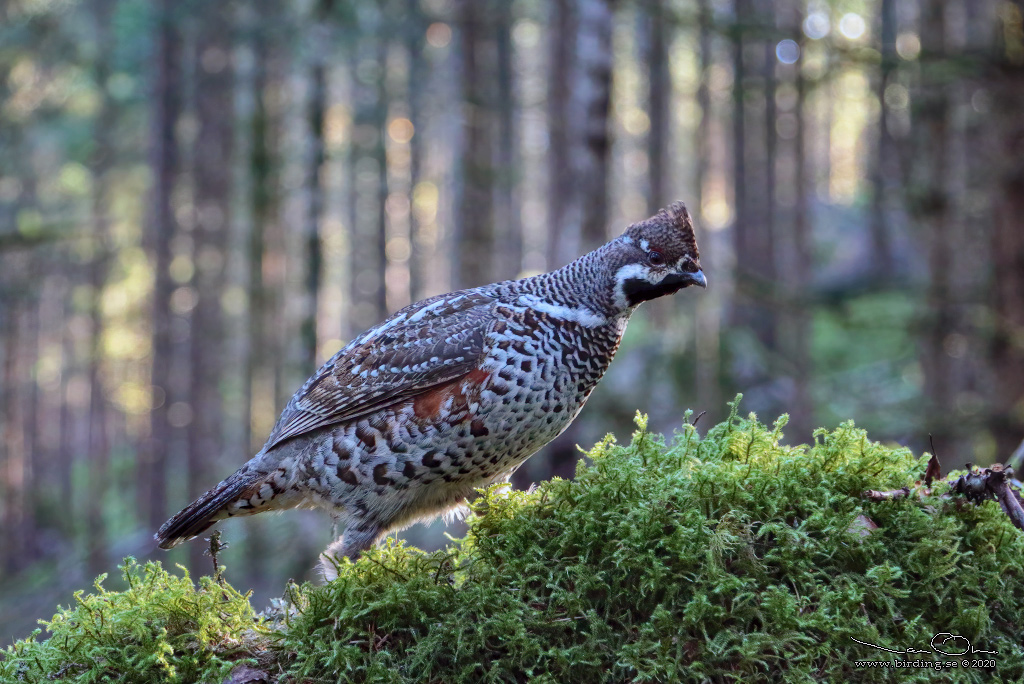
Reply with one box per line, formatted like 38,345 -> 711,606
156,201 -> 705,578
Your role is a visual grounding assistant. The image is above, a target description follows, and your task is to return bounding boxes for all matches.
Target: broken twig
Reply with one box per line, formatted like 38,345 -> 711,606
924,435 -> 942,486
862,487 -> 912,502
862,463 -> 1024,533
950,463 -> 1024,532
205,530 -> 229,585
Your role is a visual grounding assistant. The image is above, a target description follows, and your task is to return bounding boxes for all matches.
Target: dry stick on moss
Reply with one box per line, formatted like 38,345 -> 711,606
862,486 -> 912,501
925,435 -> 941,486
999,484 -> 1024,532
206,530 -> 228,585
863,438 -> 939,502
50,662 -> 87,679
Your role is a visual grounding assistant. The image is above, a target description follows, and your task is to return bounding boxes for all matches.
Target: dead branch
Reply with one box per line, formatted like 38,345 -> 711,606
951,463 -> 1024,532
862,487 -> 911,502
862,463 -> 1024,533
924,435 -> 941,486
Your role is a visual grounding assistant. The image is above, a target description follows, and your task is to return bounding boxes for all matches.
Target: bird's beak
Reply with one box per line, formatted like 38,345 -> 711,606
660,268 -> 707,293
688,269 -> 707,289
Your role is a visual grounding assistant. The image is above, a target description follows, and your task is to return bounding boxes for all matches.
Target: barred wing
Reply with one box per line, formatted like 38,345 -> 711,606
263,290 -> 497,450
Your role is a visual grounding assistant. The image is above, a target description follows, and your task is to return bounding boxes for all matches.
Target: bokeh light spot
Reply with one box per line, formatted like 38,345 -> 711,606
388,117 -> 415,144
896,32 -> 921,60
839,13 -> 866,40
776,39 -> 801,64
426,23 -> 452,49
803,12 -> 830,40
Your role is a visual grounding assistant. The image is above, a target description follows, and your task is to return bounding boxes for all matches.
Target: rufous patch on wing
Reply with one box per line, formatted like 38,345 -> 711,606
412,368 -> 491,421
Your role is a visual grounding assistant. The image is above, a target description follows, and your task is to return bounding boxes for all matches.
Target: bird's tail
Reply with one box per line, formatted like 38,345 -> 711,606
155,468 -> 261,550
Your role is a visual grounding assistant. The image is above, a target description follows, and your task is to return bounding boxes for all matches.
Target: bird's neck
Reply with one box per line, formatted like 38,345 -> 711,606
521,245 -> 635,326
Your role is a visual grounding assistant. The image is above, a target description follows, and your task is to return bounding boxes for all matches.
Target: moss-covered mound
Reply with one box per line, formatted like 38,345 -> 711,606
4,401 -> 1024,682
0,560 -> 263,683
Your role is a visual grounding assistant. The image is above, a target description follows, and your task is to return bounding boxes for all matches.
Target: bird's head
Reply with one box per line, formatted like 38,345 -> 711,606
607,201 -> 706,310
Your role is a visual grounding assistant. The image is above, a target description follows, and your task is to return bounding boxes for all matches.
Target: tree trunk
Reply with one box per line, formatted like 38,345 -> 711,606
347,14 -> 389,331
694,0 -> 721,421
145,0 -> 183,532
375,38 -> 390,315
454,0 -> 496,289
241,0 -> 278,586
406,0 -> 429,301
645,0 -> 670,215
57,277 -> 76,522
188,4 -> 234,572
494,0 -> 521,281
989,5 -> 1024,459
781,0 -> 812,441
20,303 -> 40,566
790,63 -> 813,442
869,0 -> 896,277
730,0 -> 776,353
731,0 -> 748,272
546,0 -> 614,266
1,304 -> 24,575
761,2 -> 776,287
547,0 -> 577,268
302,0 -> 333,374
85,0 -> 116,574
916,0 -> 956,451
573,0 -> 614,252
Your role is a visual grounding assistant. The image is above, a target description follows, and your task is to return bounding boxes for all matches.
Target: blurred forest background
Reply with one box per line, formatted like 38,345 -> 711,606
1,0 -> 1023,643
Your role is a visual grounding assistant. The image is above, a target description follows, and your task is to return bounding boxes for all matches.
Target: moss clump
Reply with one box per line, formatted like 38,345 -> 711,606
5,399 -> 1024,682
279,403 -> 1024,683
0,559 -> 266,683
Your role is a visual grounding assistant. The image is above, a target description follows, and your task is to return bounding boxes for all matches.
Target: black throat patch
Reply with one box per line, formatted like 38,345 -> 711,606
622,274 -> 692,306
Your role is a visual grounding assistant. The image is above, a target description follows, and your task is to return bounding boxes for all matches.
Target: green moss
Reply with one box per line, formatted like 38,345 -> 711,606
0,559 -> 266,683
5,398 -> 1024,682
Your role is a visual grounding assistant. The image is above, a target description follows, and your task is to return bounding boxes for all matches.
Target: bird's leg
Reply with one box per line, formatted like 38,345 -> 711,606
319,523 -> 387,582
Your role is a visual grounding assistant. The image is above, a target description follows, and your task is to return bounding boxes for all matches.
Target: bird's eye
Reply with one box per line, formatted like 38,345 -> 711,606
647,251 -> 665,266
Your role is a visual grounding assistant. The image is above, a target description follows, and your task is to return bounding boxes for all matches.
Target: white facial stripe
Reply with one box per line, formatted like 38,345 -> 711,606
639,239 -> 650,252
615,262 -> 664,284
